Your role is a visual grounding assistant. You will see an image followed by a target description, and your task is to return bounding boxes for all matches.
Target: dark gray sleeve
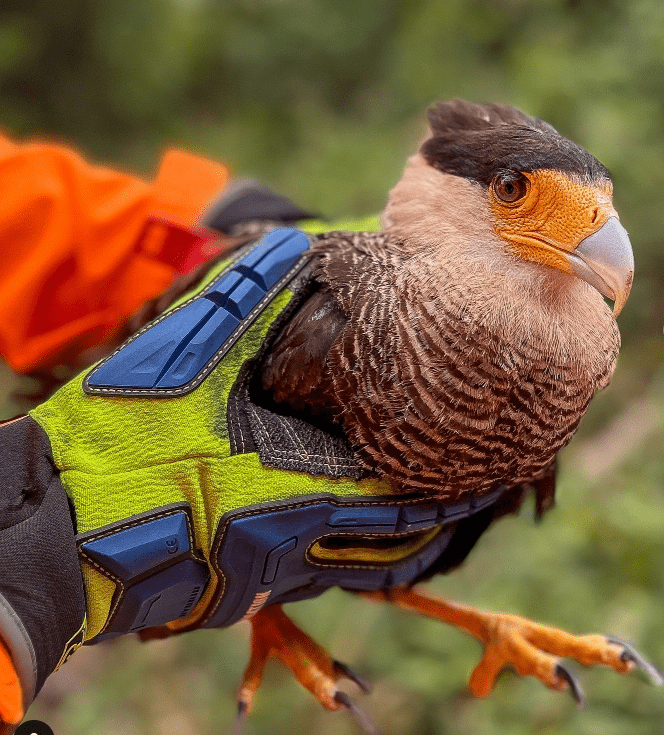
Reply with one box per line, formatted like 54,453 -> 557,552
201,179 -> 317,234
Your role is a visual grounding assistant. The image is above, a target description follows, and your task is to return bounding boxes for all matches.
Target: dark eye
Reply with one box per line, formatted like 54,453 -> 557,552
493,173 -> 529,203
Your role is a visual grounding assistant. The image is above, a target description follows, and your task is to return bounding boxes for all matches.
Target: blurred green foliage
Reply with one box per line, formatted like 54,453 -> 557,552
2,0 -> 663,340
1,1 -> 663,734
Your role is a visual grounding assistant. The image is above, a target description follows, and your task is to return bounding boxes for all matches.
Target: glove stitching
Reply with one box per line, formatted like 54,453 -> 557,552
233,395 -> 250,454
249,406 -> 356,470
251,407 -> 308,462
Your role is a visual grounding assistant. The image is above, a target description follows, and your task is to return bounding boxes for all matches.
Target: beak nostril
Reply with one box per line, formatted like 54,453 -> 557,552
591,208 -> 599,224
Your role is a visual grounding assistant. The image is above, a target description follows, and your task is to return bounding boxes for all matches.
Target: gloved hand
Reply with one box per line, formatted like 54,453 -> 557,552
2,226 -> 445,732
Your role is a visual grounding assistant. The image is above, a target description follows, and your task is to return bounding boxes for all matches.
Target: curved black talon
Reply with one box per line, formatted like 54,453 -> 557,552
555,663 -> 585,708
334,690 -> 379,735
334,659 -> 373,694
606,636 -> 664,686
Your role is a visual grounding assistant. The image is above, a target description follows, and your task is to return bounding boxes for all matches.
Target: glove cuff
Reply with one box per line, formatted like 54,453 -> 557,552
0,417 -> 86,708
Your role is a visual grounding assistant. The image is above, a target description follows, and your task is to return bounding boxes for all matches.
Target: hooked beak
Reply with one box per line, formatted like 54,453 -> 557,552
565,217 -> 634,317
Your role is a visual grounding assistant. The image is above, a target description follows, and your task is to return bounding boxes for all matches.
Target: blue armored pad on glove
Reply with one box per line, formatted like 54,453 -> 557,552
79,507 -> 209,640
73,486 -> 507,635
85,228 -> 310,395
205,485 -> 506,628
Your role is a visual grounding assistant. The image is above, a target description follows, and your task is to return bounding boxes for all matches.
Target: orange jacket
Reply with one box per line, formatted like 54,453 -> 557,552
0,135 -> 229,373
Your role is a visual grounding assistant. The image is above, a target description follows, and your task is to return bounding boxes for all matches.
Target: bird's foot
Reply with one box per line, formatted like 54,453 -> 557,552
361,588 -> 662,705
0,639 -> 23,732
237,605 -> 376,733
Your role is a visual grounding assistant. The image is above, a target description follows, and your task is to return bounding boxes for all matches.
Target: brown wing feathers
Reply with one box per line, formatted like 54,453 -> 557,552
260,285 -> 347,415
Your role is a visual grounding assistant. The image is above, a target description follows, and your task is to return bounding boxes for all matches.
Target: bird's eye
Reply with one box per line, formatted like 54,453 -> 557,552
493,173 -> 529,204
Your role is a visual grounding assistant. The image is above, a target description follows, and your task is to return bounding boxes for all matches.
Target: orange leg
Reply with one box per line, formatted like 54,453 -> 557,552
361,587 -> 662,704
238,605 -> 375,733
0,638 -> 23,730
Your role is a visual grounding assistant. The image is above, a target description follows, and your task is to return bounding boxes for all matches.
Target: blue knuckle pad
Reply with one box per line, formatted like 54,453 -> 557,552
85,227 -> 310,393
249,232 -> 309,290
205,270 -> 242,303
223,278 -> 265,319
87,299 -> 216,389
262,537 -> 297,584
156,308 -> 239,388
80,510 -> 210,639
81,513 -> 191,580
235,228 -> 299,269
328,507 -> 400,527
206,502 -> 446,628
399,504 -> 439,528
114,559 -> 208,633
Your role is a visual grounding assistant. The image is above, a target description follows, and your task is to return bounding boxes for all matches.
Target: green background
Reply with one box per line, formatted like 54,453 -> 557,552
1,1 -> 663,733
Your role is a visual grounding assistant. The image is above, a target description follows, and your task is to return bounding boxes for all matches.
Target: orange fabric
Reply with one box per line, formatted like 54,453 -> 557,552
0,639 -> 22,726
0,134 -> 229,372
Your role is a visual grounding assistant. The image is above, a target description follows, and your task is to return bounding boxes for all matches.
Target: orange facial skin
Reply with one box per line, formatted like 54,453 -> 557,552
490,170 -> 617,273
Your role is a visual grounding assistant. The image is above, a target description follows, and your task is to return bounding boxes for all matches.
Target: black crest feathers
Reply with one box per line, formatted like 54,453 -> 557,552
420,99 -> 610,186
426,99 -> 557,136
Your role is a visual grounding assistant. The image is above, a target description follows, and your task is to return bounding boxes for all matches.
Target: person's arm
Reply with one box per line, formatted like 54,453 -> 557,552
0,135 -> 229,373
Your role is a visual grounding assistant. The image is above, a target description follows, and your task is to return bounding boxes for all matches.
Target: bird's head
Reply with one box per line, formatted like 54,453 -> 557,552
382,99 -> 633,317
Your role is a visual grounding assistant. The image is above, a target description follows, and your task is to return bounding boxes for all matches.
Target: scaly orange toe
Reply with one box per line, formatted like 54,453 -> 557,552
237,605 -> 375,733
361,587 -> 658,704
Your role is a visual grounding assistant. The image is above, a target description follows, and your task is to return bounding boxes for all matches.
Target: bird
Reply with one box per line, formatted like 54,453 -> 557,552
0,99 -> 656,735
221,99 -> 658,727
